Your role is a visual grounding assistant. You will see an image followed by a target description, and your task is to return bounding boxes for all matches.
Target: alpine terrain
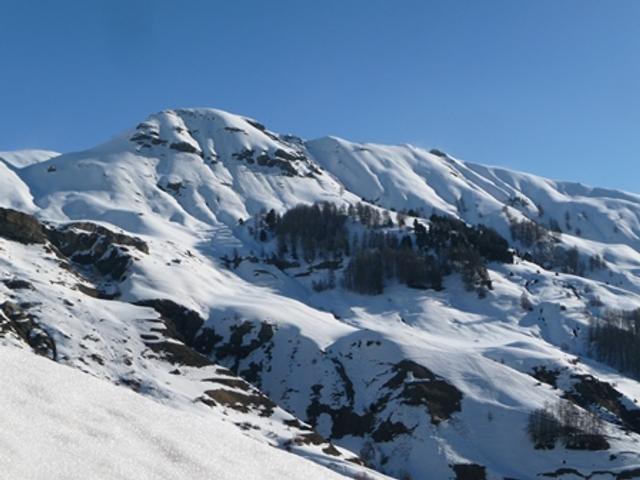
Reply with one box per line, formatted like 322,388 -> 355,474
1,108 -> 640,479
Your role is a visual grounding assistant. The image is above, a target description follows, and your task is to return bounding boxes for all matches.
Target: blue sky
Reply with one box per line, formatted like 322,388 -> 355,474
1,0 -> 638,192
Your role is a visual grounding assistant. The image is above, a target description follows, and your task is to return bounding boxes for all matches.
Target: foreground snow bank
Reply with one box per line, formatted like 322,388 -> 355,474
0,347 -> 349,480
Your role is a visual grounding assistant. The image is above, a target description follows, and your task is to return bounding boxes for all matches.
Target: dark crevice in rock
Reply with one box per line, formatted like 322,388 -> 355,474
192,327 -> 223,356
330,357 -> 355,406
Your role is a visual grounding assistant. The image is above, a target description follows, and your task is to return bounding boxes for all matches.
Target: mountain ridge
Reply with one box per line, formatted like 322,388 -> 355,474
1,107 -> 640,479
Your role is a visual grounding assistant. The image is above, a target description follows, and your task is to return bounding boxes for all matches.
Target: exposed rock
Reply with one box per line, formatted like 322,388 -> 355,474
223,127 -> 247,134
565,374 -> 640,435
0,301 -> 56,360
244,119 -> 266,131
531,366 -> 561,388
215,321 -> 274,369
145,339 -> 211,367
192,327 -> 223,355
169,141 -> 203,156
2,279 -> 34,290
135,299 -> 204,345
200,388 -> 275,417
385,360 -> 463,425
452,463 -> 486,480
75,283 -> 118,300
541,466 -> 640,479
158,181 -> 184,195
371,418 -> 412,442
430,148 -> 448,158
135,299 -> 210,367
0,208 -> 46,244
47,222 -> 148,280
232,148 -> 255,162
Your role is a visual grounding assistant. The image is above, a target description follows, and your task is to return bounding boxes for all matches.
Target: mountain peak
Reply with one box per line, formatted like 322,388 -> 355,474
3,108 -> 640,480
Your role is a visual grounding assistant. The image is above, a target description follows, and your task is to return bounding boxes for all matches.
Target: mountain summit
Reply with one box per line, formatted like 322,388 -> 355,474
1,108 -> 640,479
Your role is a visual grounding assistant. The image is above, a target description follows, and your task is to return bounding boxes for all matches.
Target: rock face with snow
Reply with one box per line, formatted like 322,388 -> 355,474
1,107 -> 640,479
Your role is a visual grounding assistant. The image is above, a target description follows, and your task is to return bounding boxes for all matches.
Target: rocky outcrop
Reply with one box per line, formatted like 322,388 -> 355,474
384,360 -> 463,425
135,299 -> 204,345
46,222 -> 148,280
169,141 -> 203,157
452,463 -> 486,480
0,208 -> 148,282
0,301 -> 56,360
566,374 -> 640,435
135,299 -> 211,367
0,208 -> 46,244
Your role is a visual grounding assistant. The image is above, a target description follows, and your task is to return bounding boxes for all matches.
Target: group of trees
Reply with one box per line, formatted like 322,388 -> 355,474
342,233 -> 443,294
255,202 -> 393,263
250,202 -> 606,297
509,216 -> 565,270
509,216 -> 553,248
527,400 -> 606,450
508,216 -> 605,276
423,215 -> 513,263
270,203 -> 350,262
415,215 -> 513,295
589,309 -> 640,379
256,203 -> 515,296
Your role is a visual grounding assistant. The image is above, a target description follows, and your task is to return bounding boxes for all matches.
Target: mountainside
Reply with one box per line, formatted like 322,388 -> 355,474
2,107 -> 640,479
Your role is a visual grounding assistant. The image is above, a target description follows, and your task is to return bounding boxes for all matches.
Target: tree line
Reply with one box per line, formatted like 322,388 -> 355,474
527,400 -> 607,450
508,214 -> 607,276
589,308 -> 640,379
254,202 -> 515,296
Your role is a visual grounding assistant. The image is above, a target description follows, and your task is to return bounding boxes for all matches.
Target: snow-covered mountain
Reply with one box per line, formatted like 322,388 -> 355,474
1,107 -> 640,479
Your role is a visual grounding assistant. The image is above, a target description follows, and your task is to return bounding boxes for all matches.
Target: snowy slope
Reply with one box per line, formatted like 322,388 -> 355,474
0,161 -> 36,212
1,107 -> 640,479
0,347 -> 352,480
0,217 -> 382,479
0,149 -> 59,168
307,136 -> 640,252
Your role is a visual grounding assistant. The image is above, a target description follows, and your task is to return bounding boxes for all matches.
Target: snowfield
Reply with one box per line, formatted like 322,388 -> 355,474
0,107 -> 639,479
0,347 -> 351,480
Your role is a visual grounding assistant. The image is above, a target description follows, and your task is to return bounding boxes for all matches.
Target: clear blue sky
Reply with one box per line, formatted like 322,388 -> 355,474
1,0 -> 638,192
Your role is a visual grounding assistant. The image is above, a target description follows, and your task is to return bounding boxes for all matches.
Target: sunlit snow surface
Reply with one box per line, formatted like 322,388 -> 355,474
1,108 -> 640,479
0,348 -> 350,480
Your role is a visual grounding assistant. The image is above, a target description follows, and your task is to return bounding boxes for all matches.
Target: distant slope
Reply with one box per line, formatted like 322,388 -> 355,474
307,136 -> 640,251
0,161 -> 36,212
0,149 -> 59,168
